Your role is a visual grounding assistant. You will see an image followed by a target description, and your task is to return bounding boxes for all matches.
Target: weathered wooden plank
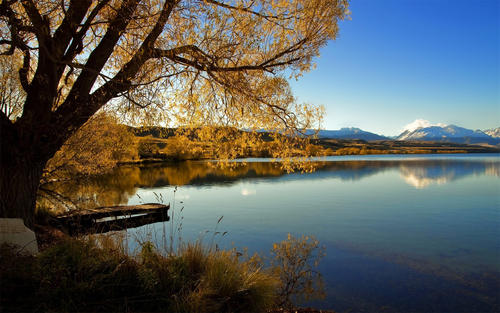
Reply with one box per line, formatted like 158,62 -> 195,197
54,203 -> 170,235
57,203 -> 169,220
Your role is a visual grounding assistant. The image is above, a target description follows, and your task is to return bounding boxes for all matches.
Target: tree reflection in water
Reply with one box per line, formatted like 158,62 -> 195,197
39,158 -> 500,213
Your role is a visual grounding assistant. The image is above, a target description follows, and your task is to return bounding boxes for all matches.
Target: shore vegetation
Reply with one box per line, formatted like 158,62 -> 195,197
1,233 -> 325,313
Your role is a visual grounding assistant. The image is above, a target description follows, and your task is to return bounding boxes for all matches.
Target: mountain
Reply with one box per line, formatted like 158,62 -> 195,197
313,128 -> 389,141
484,127 -> 500,138
397,124 -> 500,145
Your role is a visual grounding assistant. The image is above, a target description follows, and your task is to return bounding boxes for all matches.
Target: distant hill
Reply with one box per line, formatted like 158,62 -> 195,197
310,128 -> 389,141
396,124 -> 500,145
130,126 -> 177,138
484,127 -> 500,138
129,124 -> 500,146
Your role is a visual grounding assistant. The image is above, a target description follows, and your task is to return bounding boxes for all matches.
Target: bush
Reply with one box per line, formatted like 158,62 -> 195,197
0,239 -> 278,313
271,234 -> 326,309
1,233 -> 325,312
36,239 -> 141,312
0,244 -> 40,312
183,246 -> 278,313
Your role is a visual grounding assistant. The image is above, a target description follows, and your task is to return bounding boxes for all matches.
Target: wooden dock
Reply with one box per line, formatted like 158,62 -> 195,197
55,203 -> 170,235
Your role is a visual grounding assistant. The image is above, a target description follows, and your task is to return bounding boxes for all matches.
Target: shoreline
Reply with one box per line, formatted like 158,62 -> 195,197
122,143 -> 500,165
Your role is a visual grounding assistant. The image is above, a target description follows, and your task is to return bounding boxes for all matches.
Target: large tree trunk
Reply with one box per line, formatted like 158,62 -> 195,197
0,151 -> 45,228
0,120 -> 49,228
1,97 -> 91,228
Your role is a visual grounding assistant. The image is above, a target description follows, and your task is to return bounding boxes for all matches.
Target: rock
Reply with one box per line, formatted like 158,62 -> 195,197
0,218 -> 38,254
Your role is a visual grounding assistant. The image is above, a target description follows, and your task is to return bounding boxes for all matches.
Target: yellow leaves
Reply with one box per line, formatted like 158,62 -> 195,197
2,0 -> 349,176
44,112 -> 138,180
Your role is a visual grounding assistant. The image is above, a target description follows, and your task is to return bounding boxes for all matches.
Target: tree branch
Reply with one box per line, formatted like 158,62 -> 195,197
18,49 -> 30,91
151,44 -> 300,73
20,0 -> 48,37
52,0 -> 93,69
88,0 -> 178,110
203,0 -> 285,21
60,0 -> 141,108
0,1 -> 35,55
62,0 -> 111,64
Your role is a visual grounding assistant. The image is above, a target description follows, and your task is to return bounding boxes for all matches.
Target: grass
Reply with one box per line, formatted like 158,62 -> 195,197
3,191 -> 326,313
1,231 -> 326,313
0,236 -> 281,313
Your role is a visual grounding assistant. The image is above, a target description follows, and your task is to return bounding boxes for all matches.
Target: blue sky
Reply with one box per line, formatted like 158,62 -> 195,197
289,0 -> 499,136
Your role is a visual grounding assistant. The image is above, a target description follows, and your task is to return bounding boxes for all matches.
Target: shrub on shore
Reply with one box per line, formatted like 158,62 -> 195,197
271,234 -> 326,309
1,233 -> 325,313
0,238 -> 277,313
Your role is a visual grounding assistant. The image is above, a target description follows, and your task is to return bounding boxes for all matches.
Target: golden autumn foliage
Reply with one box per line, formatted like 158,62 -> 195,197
137,126 -> 322,160
1,0 -> 349,223
43,113 -> 138,181
1,0 -> 349,130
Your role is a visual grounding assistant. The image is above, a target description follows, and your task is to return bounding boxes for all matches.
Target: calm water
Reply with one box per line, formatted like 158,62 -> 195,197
45,154 -> 500,312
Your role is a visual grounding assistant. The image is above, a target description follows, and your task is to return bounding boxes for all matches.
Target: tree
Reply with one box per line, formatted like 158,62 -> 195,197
38,112 -> 138,213
0,0 -> 349,226
43,112 -> 137,181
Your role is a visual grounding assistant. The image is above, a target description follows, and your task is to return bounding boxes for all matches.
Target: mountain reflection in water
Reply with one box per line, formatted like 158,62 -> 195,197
42,155 -> 500,211
41,154 -> 500,312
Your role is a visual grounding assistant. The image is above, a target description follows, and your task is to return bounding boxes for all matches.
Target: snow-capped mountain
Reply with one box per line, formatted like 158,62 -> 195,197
397,124 -> 499,145
314,128 -> 389,141
401,119 -> 447,133
484,127 -> 500,138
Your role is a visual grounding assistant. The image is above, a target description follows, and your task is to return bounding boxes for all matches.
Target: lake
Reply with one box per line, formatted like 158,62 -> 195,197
44,154 -> 500,312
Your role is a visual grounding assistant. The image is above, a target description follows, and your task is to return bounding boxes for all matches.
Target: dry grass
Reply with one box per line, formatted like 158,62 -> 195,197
0,238 -> 278,313
1,224 -> 326,313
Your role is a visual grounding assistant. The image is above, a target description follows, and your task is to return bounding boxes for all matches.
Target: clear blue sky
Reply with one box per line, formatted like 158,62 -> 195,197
289,0 -> 499,136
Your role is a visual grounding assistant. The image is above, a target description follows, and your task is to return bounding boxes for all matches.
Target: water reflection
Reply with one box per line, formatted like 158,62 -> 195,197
40,155 -> 500,312
399,160 -> 500,188
41,161 -> 285,211
42,155 -> 500,211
